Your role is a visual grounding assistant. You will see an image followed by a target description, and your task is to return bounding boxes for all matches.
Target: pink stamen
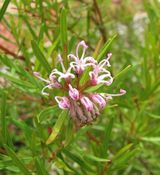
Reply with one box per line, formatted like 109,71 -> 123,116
33,72 -> 50,83
107,89 -> 126,97
57,54 -> 66,72
76,40 -> 88,59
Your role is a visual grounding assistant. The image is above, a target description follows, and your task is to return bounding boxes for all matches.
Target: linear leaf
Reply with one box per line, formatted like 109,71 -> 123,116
146,112 -> 160,119
60,8 -> 67,46
37,106 -> 59,123
60,8 -> 68,67
141,137 -> 160,143
62,149 -> 94,173
0,92 -> 7,144
114,65 -> 132,80
4,145 -> 31,175
32,40 -> 51,73
34,158 -> 48,175
46,110 -> 68,144
0,0 -> 11,21
97,34 -> 117,61
84,155 -> 110,162
47,36 -> 60,59
113,143 -> 133,161
0,72 -> 35,89
54,158 -> 74,173
103,117 -> 114,153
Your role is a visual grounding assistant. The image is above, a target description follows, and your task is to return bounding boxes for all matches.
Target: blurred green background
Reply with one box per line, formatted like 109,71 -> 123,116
0,0 -> 160,174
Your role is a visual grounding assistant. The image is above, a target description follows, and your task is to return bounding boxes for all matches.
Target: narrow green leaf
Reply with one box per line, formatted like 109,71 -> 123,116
0,0 -> 11,21
103,117 -> 114,153
93,38 -> 103,58
4,145 -> 31,175
37,106 -> 59,123
38,0 -> 44,22
149,80 -> 160,95
10,118 -> 37,154
0,92 -> 13,148
0,92 -> 7,144
84,155 -> 110,162
47,36 -> 60,59
62,149 -> 94,173
141,137 -> 160,143
46,110 -> 68,144
60,8 -> 67,46
0,72 -> 35,90
113,144 -> 133,160
38,23 -> 45,43
32,40 -> 52,73
54,158 -> 74,173
109,148 -> 139,172
0,55 -> 17,69
64,118 -> 73,146
146,112 -> 160,119
22,15 -> 37,40
114,65 -> 132,80
60,8 -> 68,67
97,34 -> 117,61
34,158 -> 48,175
0,55 -> 39,88
0,154 -> 33,173
85,84 -> 103,93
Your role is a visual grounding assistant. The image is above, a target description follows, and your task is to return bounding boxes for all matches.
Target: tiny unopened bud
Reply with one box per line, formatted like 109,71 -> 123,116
80,96 -> 93,112
90,94 -> 106,109
33,71 -> 40,77
55,96 -> 70,109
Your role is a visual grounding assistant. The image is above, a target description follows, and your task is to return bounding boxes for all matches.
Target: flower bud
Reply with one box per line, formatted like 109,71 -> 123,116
55,96 -> 70,109
80,96 -> 93,112
90,94 -> 106,109
68,84 -> 79,100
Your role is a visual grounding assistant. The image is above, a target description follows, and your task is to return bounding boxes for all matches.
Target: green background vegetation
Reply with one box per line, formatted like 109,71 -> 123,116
0,0 -> 160,174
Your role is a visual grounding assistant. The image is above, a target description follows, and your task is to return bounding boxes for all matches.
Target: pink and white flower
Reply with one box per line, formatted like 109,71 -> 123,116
34,41 -> 126,127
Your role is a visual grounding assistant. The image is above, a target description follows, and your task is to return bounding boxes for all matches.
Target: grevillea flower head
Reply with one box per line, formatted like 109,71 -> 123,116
34,40 -> 126,127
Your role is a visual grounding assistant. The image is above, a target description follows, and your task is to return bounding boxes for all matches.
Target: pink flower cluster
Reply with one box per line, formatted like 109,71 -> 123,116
34,41 -> 126,127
